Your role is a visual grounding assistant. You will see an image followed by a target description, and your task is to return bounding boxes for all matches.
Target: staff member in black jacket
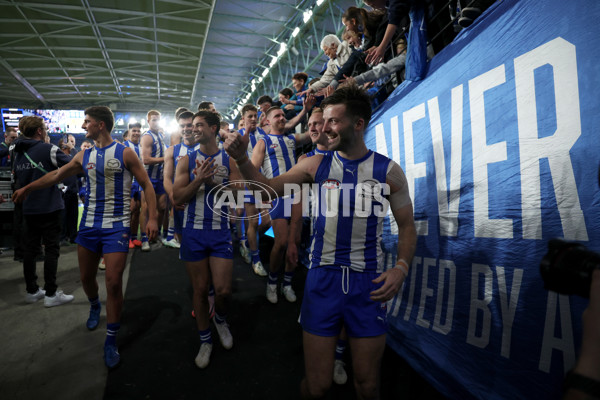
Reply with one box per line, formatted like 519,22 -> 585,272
12,116 -> 74,307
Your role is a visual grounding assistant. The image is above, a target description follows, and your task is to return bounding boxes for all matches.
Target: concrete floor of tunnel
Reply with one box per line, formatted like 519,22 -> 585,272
0,236 -> 446,400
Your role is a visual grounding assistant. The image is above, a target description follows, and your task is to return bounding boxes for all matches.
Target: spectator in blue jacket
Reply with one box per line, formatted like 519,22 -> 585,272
12,116 -> 74,307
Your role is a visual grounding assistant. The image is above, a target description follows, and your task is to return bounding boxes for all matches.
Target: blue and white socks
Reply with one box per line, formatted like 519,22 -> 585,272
105,322 -> 120,346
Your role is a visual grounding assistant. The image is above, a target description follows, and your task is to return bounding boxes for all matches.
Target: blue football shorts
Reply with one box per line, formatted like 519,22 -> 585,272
130,181 -> 141,200
76,226 -> 130,254
267,197 -> 293,221
142,178 -> 166,196
300,265 -> 388,338
180,227 -> 233,262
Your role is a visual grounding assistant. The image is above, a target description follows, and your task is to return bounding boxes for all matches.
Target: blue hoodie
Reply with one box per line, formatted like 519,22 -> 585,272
12,138 -> 72,215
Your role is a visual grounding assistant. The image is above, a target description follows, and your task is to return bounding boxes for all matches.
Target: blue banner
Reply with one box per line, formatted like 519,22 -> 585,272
367,0 -> 600,399
404,3 -> 427,81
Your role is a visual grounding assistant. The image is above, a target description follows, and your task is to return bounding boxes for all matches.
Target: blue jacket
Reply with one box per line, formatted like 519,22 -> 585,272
12,138 -> 71,215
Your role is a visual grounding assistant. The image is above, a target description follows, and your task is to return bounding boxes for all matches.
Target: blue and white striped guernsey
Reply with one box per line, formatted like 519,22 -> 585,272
172,142 -> 200,181
123,140 -> 140,159
303,148 -> 332,236
239,127 -> 266,159
80,141 -> 133,229
309,150 -> 392,273
260,134 -> 296,179
123,140 -> 141,184
142,130 -> 165,180
183,149 -> 231,230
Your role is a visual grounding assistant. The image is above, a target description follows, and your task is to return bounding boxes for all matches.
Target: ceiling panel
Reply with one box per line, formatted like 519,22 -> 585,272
0,0 -> 357,121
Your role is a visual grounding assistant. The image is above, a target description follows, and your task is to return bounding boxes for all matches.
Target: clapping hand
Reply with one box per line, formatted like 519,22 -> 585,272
193,157 -> 218,185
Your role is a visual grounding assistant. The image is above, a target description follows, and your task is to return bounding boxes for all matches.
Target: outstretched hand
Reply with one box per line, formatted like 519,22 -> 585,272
365,45 -> 385,65
339,74 -> 356,87
296,88 -> 312,98
303,93 -> 317,111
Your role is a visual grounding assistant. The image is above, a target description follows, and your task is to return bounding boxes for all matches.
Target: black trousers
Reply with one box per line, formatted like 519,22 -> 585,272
61,192 -> 79,242
23,210 -> 61,296
12,201 -> 24,258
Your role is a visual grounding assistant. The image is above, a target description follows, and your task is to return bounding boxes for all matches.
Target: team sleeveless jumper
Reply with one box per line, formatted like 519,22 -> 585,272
123,140 -> 140,159
240,127 -> 266,159
304,148 -> 332,234
80,142 -> 133,229
183,149 -> 231,230
309,150 -> 392,273
142,130 -> 165,180
172,142 -> 200,177
123,140 -> 140,184
260,134 -> 296,178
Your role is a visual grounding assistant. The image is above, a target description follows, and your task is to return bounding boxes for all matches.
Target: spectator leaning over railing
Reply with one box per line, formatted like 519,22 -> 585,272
341,6 -> 387,54
303,35 -> 352,94
363,0 -> 411,65
338,38 -> 407,89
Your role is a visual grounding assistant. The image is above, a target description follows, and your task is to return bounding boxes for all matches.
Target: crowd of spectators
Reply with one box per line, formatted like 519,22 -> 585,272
239,0 -> 497,129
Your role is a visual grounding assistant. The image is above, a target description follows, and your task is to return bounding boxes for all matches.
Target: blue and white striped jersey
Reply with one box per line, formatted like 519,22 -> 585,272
260,134 -> 296,179
80,141 -> 133,229
309,150 -> 393,273
123,140 -> 140,159
183,149 -> 231,230
303,148 -> 331,236
239,127 -> 266,159
142,130 -> 165,180
123,140 -> 141,184
172,142 -> 200,182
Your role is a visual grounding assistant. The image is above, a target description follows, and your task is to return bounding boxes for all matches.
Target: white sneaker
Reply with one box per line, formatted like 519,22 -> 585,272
252,261 -> 267,277
239,243 -> 251,264
333,360 -> 348,385
282,285 -> 297,303
266,283 -> 278,304
44,290 -> 74,308
98,257 -> 105,270
163,238 -> 181,249
194,343 -> 212,369
141,241 -> 150,252
25,288 -> 46,303
214,321 -> 233,350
